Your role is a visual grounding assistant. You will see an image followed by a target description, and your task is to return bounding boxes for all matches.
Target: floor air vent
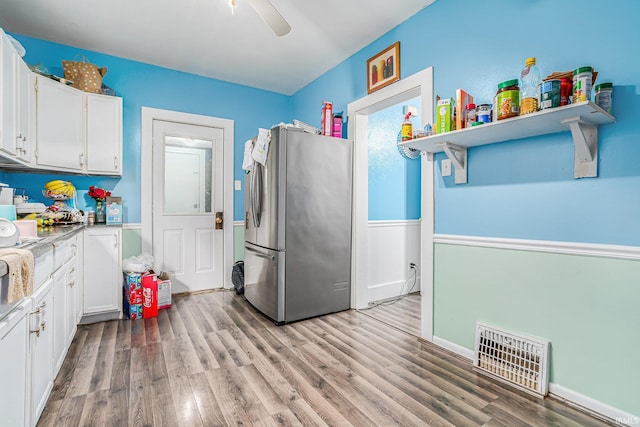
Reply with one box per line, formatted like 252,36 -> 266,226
474,323 -> 550,397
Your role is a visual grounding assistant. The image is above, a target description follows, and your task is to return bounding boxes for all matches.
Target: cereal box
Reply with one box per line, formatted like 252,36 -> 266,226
436,98 -> 455,134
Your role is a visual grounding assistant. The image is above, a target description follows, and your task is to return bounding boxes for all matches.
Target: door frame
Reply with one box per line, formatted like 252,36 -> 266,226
347,67 -> 434,340
141,107 -> 234,289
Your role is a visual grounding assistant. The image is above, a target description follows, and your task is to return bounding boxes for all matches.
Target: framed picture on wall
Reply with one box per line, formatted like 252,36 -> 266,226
366,41 -> 400,94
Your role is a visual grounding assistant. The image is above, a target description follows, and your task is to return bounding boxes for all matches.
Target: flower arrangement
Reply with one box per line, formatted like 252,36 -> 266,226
88,186 -> 111,201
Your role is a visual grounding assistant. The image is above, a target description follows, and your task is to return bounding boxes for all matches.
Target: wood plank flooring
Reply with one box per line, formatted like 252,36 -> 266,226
359,292 -> 421,337
38,290 -> 617,427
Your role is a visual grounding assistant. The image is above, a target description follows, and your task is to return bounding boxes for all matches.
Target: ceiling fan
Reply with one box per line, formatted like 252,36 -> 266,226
229,0 -> 292,36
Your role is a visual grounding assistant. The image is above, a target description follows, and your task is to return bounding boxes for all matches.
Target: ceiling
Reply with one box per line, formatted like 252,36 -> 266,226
0,0 -> 435,95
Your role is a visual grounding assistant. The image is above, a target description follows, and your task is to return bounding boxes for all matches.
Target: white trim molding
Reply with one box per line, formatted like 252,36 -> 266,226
141,107 -> 234,289
348,66 -> 434,342
368,219 -> 421,228
432,336 -> 474,361
435,234 -> 640,261
549,383 -> 639,427
122,223 -> 142,230
432,336 -> 638,425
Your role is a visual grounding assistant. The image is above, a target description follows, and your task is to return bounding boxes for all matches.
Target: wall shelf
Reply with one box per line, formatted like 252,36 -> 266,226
400,101 -> 615,184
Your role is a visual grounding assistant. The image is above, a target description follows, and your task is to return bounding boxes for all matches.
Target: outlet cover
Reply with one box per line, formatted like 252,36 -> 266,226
234,180 -> 242,191
442,159 -> 452,176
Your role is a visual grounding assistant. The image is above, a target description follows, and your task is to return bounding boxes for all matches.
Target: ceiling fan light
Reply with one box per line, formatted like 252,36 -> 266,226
229,0 -> 236,15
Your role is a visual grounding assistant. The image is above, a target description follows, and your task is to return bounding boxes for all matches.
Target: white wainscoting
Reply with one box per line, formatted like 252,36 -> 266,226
367,220 -> 421,303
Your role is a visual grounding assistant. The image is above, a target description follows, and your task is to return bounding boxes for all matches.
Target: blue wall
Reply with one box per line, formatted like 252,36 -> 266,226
6,35 -> 290,223
6,0 -> 640,246
291,0 -> 640,247
367,98 -> 421,220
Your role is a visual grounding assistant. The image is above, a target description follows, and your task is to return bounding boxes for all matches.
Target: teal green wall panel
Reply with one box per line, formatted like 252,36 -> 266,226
122,227 -> 142,260
234,224 -> 244,262
434,243 -> 640,415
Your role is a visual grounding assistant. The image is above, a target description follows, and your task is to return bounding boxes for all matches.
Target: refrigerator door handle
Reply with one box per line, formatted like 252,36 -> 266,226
250,165 -> 258,228
245,245 -> 275,260
254,162 -> 263,227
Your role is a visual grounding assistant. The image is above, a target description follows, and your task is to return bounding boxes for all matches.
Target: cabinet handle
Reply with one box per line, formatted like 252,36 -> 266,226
40,301 -> 47,308
40,321 -> 46,331
79,153 -> 85,167
114,156 -> 118,169
113,234 -> 118,247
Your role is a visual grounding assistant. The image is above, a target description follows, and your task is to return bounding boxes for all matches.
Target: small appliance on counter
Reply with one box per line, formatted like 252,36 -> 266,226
0,218 -> 19,247
0,183 -> 14,205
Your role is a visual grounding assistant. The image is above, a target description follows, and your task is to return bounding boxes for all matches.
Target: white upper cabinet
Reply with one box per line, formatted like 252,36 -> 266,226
0,30 -> 18,156
86,93 -> 122,175
34,74 -> 85,171
0,30 -> 122,175
15,58 -> 33,162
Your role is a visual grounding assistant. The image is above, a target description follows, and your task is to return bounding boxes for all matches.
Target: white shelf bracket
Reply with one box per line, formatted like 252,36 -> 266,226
442,142 -> 467,184
562,116 -> 598,178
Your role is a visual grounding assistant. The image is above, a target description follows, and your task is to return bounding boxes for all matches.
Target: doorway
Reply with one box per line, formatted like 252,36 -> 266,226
141,108 -> 234,291
347,67 -> 434,340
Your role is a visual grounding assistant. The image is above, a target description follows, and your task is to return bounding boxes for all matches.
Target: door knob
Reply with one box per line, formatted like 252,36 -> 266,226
215,212 -> 223,230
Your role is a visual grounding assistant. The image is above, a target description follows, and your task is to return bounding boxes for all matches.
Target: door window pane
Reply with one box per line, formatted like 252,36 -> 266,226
164,136 -> 213,214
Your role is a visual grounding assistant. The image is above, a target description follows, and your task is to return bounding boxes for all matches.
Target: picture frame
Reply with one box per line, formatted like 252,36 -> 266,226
367,41 -> 400,94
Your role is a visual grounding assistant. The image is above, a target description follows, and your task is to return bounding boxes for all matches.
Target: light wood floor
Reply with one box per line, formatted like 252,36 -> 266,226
38,290 -> 616,427
359,292 -> 421,337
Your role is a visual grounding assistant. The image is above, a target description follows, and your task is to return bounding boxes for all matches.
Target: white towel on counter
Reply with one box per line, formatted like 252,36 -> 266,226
0,248 -> 34,303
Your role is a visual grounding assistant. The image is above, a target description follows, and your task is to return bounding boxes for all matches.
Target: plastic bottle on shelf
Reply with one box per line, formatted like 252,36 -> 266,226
520,57 -> 542,115
401,112 -> 413,141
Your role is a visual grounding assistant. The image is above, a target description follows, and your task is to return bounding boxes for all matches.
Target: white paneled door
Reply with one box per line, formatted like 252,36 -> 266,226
152,120 -> 224,292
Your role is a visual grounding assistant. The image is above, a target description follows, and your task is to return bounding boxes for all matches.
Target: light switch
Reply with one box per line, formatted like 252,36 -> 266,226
234,180 -> 242,191
441,159 -> 452,177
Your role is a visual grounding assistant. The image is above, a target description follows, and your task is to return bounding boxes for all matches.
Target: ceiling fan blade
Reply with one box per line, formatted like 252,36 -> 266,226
247,0 -> 291,36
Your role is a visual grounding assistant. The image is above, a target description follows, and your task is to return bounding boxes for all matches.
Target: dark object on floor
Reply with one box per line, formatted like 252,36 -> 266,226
232,261 -> 244,294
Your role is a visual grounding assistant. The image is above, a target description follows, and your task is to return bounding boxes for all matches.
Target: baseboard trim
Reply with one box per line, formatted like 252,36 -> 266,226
430,336 -> 637,425
122,223 -> 141,230
368,277 -> 421,302
435,234 -> 640,261
549,383 -> 639,426
432,336 -> 474,361
368,219 -> 421,228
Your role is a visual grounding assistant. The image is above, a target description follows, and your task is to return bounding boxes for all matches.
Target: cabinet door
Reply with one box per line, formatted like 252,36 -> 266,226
83,227 -> 122,316
0,32 -> 17,156
52,266 -> 67,376
30,278 -> 54,426
0,299 -> 31,427
15,60 -> 32,162
34,75 -> 84,171
86,93 -> 122,175
65,260 -> 77,347
73,234 -> 84,324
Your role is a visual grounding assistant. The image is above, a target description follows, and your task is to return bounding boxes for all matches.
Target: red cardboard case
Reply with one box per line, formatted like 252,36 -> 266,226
142,272 -> 159,318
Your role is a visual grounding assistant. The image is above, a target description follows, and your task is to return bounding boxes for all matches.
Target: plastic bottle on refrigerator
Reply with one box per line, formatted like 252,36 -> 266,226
520,57 -> 542,115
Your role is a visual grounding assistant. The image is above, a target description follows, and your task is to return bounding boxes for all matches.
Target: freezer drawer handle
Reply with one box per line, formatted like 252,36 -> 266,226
245,246 -> 275,260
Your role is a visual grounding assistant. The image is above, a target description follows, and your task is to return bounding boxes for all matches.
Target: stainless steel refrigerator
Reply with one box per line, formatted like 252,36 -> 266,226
244,125 -> 352,324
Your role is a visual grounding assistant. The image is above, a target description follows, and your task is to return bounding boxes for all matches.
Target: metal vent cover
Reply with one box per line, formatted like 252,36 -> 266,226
474,323 -> 550,397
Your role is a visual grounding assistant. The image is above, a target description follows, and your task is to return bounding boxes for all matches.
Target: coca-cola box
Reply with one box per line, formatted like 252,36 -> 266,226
142,271 -> 159,318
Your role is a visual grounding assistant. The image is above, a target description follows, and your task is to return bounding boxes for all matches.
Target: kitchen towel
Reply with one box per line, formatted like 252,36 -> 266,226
0,248 -> 34,303
251,128 -> 271,166
242,139 -> 254,171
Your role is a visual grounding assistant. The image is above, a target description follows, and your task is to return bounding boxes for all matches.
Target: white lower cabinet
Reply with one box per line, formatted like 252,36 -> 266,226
52,264 -> 68,376
0,298 -> 31,427
83,227 -> 122,319
0,227 -> 124,426
29,278 -> 54,426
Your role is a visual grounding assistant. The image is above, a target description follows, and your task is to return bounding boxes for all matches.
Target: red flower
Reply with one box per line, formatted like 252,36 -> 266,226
88,185 -> 111,201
